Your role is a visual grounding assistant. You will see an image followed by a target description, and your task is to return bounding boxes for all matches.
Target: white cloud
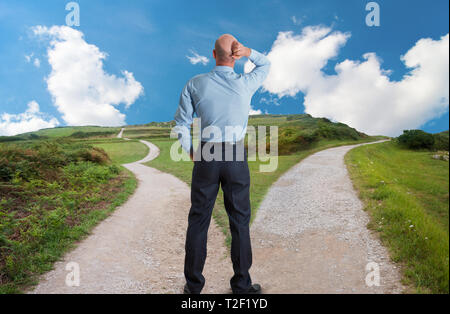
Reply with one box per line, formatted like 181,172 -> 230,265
249,107 -> 269,116
24,53 -> 33,63
249,108 -> 263,115
25,53 -> 41,68
256,26 -> 449,136
291,16 -> 303,26
260,95 -> 281,106
0,101 -> 59,136
187,50 -> 210,66
258,27 -> 350,97
32,25 -> 143,126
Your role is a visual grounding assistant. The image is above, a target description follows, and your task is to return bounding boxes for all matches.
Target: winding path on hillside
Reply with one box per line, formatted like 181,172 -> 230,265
116,128 -> 124,139
250,141 -> 404,293
30,132 -> 232,294
31,133 -> 403,294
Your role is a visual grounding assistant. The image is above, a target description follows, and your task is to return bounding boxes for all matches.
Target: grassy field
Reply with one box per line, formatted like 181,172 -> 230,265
0,126 -> 121,144
94,140 -> 149,164
0,115 -> 389,293
23,126 -> 121,138
0,128 -> 142,293
346,141 -> 449,293
134,114 -> 385,245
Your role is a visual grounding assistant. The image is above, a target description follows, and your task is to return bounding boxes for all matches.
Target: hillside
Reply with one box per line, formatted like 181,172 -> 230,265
0,114 -> 383,293
118,114 -> 376,155
434,130 -> 449,151
0,126 -> 120,143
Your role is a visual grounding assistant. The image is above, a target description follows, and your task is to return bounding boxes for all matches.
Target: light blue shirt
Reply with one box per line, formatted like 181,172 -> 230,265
174,49 -> 271,153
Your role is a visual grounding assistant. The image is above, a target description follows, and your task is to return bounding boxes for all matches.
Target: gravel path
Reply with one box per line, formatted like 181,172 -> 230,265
116,128 -> 124,139
250,141 -> 404,294
29,135 -> 404,294
30,135 -> 232,294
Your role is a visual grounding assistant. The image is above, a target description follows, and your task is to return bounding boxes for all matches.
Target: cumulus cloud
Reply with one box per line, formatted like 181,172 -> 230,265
32,25 -> 143,126
259,27 -> 350,97
33,58 -> 40,68
291,16 -> 303,26
249,106 -> 269,116
24,53 -> 33,63
24,53 -> 41,68
251,26 -> 449,136
260,95 -> 281,106
249,108 -> 263,115
0,101 -> 59,136
187,50 -> 210,66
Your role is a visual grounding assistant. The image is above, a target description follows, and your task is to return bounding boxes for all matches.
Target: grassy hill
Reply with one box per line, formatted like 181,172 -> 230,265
122,114 -> 374,152
0,126 -> 120,143
0,114 -> 384,293
2,117 -> 447,294
250,114 -> 369,154
434,130 -> 449,151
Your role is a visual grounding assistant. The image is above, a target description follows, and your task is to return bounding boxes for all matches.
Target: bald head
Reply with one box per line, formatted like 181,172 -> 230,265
214,34 -> 237,65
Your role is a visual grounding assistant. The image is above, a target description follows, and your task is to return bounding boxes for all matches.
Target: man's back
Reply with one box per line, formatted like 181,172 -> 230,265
175,49 -> 270,151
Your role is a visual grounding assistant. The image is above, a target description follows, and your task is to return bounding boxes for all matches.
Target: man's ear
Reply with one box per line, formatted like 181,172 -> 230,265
213,50 -> 216,60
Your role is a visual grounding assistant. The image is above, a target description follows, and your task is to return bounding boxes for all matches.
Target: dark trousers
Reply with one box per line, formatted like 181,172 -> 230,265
184,142 -> 252,294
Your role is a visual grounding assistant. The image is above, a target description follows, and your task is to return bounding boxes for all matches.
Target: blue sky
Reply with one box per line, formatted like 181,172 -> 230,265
0,0 -> 448,136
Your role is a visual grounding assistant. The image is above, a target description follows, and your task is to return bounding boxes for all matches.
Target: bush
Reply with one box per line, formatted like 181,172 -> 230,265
398,130 -> 435,150
434,131 -> 449,151
315,122 -> 361,140
0,141 -> 110,183
0,136 -> 25,143
0,141 -> 125,292
69,131 -> 116,139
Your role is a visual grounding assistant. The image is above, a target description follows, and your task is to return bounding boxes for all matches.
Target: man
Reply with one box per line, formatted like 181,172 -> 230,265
174,34 -> 270,294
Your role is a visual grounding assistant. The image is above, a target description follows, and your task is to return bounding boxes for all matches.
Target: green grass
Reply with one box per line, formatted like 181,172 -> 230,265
345,141 -> 449,293
145,137 -> 385,247
0,126 -> 121,144
94,140 -> 149,164
0,141 -> 137,294
0,113 -> 388,293
22,126 -> 120,138
120,127 -> 170,140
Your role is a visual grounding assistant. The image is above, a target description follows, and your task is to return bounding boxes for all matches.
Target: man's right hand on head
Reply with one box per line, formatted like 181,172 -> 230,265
231,41 -> 251,60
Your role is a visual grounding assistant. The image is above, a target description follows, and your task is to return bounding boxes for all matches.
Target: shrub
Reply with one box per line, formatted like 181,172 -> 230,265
0,141 -> 125,292
398,130 -> 435,150
434,131 -> 449,151
69,131 -> 115,139
0,141 -> 110,183
0,136 -> 25,143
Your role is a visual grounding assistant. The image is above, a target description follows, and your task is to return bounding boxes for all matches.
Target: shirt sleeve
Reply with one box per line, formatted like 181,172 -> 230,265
244,49 -> 271,94
174,82 -> 194,154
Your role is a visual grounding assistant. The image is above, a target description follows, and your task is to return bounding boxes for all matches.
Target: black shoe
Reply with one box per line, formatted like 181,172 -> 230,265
234,284 -> 262,294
